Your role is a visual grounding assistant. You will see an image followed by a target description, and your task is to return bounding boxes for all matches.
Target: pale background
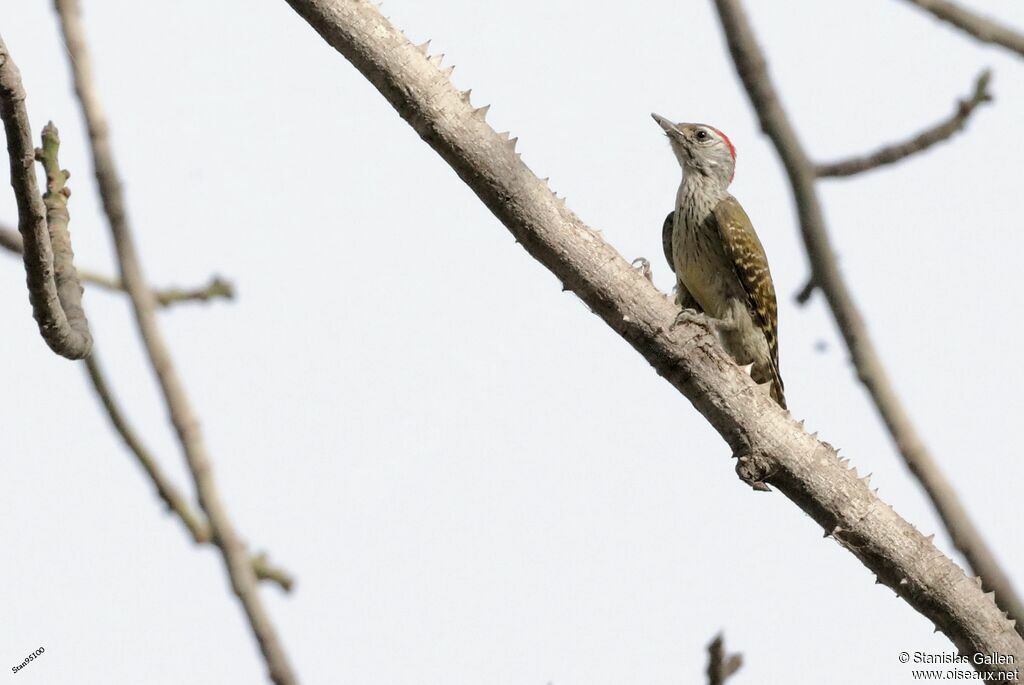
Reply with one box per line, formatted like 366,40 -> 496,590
1,1 -> 1022,683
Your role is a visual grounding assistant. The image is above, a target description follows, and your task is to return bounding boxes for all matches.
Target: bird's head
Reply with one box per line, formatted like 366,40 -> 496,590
652,114 -> 736,188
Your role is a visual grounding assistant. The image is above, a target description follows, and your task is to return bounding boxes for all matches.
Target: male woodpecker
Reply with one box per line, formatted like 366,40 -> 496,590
652,113 -> 785,408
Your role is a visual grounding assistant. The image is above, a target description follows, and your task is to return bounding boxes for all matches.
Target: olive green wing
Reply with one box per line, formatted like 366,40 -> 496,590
711,196 -> 784,403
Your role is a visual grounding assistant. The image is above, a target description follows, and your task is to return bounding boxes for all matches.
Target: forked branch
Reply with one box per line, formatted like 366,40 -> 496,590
0,223 -> 235,307
84,351 -> 293,591
0,36 -> 91,359
815,70 -> 992,178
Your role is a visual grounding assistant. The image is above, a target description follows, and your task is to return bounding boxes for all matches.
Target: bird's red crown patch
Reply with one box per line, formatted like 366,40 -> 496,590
709,126 -> 736,162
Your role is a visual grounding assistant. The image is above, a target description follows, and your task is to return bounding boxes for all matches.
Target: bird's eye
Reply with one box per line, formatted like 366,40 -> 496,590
695,129 -> 709,141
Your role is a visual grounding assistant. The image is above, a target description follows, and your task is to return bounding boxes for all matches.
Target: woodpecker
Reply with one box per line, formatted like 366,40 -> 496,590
652,114 -> 785,408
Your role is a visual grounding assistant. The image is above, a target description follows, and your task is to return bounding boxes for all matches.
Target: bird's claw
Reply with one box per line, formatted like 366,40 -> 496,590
631,257 -> 653,282
671,308 -> 706,330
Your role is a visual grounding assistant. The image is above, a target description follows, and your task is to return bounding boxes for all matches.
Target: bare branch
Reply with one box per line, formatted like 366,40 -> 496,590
711,0 -> 1024,641
0,37 -> 91,359
815,70 -> 993,178
82,272 -> 234,307
83,350 -> 293,591
85,350 -> 210,543
152,277 -> 233,306
707,634 -> 743,685
281,0 -> 1023,674
798,71 -> 990,300
53,2 -> 296,682
897,0 -> 1024,58
0,223 -> 234,307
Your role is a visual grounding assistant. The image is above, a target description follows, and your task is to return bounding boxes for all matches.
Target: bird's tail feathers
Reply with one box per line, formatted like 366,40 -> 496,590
753,360 -> 786,409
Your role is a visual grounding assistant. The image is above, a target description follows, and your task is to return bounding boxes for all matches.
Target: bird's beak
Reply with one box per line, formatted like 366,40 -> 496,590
651,113 -> 680,135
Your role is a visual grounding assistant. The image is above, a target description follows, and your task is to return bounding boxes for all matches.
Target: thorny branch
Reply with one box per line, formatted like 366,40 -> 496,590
53,1 -> 296,682
0,35 -> 91,359
707,634 -> 743,685
897,0 -> 1024,58
0,223 -> 235,307
84,350 -> 294,591
282,0 -> 1022,678
711,0 -> 1024,643
814,70 -> 992,179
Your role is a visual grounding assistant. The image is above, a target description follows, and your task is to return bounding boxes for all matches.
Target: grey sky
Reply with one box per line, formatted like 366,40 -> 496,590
2,1 -> 1022,683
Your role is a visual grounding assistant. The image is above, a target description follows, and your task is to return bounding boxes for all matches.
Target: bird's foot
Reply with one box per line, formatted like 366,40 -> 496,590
631,257 -> 653,282
671,308 -> 708,330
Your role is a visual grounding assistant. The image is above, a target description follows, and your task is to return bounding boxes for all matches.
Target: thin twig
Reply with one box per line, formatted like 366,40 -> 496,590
152,277 -> 234,306
707,634 -> 743,685
0,36 -> 91,359
251,553 -> 295,593
897,0 -> 1024,58
794,276 -> 816,305
85,351 -> 210,542
83,351 -> 293,591
282,0 -> 1023,676
815,70 -> 993,178
711,0 -> 1024,640
800,69 -> 990,303
0,223 -> 234,307
82,272 -> 234,306
53,2 -> 297,682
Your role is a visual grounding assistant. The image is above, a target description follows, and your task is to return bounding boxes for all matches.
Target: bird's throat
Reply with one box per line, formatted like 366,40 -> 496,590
678,173 -> 726,225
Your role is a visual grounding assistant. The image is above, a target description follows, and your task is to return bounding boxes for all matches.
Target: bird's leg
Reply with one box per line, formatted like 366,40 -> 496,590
670,283 -> 709,330
712,304 -> 755,377
631,257 -> 653,282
